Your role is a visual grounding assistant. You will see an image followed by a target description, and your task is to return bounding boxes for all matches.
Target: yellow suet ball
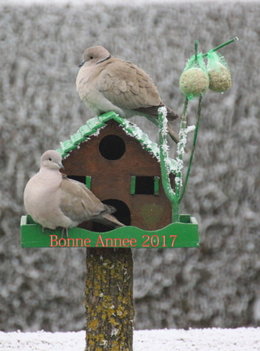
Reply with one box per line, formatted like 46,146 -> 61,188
179,68 -> 209,98
208,63 -> 232,92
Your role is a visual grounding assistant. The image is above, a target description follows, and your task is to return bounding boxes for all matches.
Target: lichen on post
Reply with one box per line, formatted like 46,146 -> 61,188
85,248 -> 134,351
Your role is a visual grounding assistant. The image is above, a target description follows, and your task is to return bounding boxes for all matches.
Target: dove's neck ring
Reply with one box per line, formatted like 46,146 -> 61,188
96,55 -> 111,64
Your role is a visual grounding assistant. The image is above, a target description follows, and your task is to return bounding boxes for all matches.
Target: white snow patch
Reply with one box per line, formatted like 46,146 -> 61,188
186,125 -> 196,133
0,328 -> 259,351
158,106 -> 168,137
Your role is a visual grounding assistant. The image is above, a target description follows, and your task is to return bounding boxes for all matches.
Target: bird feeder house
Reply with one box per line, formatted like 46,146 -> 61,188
20,111 -> 199,350
19,38 -> 239,351
20,111 -> 199,249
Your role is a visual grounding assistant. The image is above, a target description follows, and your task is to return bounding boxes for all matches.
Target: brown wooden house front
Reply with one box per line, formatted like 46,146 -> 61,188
59,112 -> 173,231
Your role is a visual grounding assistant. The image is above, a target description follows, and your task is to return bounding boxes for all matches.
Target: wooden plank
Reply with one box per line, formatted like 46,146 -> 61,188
20,215 -> 200,249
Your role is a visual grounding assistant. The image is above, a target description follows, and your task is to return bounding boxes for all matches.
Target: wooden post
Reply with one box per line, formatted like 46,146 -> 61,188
85,248 -> 134,351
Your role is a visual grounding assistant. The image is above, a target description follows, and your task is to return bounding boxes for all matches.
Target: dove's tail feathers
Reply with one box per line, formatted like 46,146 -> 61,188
167,124 -> 179,144
104,204 -> 117,214
134,105 -> 179,120
165,106 -> 179,120
133,106 -> 161,117
100,213 -> 125,228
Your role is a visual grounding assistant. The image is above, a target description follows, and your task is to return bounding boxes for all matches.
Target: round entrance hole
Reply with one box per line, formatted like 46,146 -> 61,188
92,199 -> 131,232
99,135 -> 126,160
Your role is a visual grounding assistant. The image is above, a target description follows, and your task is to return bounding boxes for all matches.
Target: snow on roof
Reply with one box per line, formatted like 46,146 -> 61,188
57,111 -> 178,172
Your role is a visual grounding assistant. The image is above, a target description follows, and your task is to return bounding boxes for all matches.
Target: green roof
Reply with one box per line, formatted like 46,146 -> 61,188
57,111 -> 178,171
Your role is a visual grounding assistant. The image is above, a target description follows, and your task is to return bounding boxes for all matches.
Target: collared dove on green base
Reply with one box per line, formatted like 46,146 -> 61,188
76,46 -> 180,143
23,150 -> 124,232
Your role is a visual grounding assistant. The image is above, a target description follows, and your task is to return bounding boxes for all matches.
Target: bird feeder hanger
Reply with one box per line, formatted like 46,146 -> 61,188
161,37 -> 239,223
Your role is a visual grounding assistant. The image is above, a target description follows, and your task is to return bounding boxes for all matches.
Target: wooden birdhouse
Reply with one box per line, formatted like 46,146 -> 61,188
21,111 -> 199,248
20,111 -> 199,350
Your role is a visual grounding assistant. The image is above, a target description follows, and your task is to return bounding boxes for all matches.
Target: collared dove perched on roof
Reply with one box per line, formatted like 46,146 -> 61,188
23,150 -> 124,231
76,46 -> 179,143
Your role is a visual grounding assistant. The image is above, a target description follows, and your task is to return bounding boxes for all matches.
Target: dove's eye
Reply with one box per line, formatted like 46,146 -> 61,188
48,158 -> 52,161
89,56 -> 93,60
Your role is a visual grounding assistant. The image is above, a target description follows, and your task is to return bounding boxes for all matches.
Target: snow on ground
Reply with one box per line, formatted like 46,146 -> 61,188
0,328 -> 259,351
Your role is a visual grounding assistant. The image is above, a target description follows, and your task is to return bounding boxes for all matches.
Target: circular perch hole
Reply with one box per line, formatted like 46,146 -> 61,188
99,135 -> 126,160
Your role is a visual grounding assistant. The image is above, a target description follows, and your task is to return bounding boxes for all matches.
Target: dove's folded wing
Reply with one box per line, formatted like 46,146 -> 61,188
59,177 -> 107,223
98,59 -> 162,111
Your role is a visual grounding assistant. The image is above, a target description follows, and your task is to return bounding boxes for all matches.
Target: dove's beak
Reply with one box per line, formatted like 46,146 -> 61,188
58,161 -> 64,169
78,60 -> 85,68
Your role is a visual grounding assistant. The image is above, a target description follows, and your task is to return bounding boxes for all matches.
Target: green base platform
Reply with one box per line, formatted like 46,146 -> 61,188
20,215 -> 199,248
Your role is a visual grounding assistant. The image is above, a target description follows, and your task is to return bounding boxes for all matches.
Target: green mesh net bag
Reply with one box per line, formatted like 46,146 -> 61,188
179,53 -> 209,100
207,51 -> 232,92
